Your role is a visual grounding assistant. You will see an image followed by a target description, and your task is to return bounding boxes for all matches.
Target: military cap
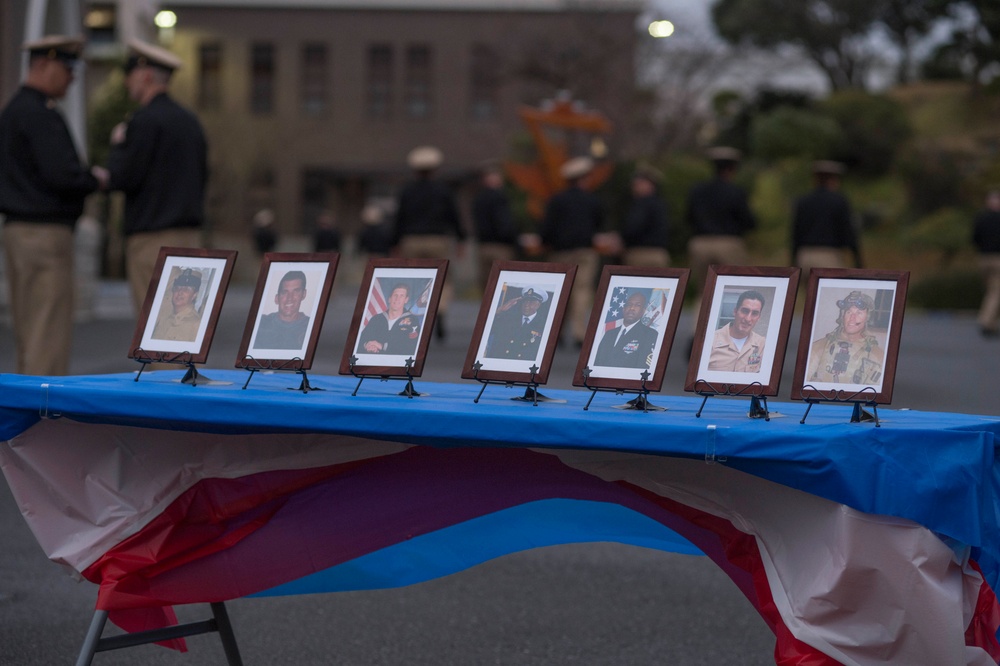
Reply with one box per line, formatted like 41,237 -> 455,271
560,156 -> 594,180
22,35 -> 84,62
407,146 -> 443,170
124,38 -> 183,74
706,146 -> 742,163
173,269 -> 202,291
813,160 -> 845,176
836,290 -> 874,311
633,164 -> 662,183
522,286 -> 548,304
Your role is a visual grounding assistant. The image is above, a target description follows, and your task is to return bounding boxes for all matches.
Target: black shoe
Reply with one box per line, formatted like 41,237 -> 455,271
981,328 -> 999,339
436,315 -> 447,342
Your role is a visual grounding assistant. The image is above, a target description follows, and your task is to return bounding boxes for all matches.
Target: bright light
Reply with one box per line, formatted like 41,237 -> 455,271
648,20 -> 675,38
155,11 -> 177,29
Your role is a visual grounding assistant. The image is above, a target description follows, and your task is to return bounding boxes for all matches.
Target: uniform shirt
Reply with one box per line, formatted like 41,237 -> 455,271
393,178 -> 464,245
253,312 -> 310,350
0,86 -> 99,223
486,309 -> 546,360
707,325 -> 766,373
973,209 -> 1000,254
792,187 -> 859,262
472,186 -> 517,245
684,178 -> 755,237
807,331 -> 883,385
151,305 -> 201,342
622,194 -> 669,249
357,311 -> 421,356
108,92 -> 207,235
541,185 -> 603,251
594,321 -> 658,368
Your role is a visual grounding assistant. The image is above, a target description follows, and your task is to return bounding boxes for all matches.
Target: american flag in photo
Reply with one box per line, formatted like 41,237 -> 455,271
604,286 -> 668,332
362,279 -> 387,326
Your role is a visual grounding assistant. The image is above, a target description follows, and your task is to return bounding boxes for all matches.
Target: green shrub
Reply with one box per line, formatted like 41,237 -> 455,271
820,91 -> 911,176
749,107 -> 842,161
908,270 -> 984,310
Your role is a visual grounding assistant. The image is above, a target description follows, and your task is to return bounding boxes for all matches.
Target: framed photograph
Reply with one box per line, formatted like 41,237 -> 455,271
461,261 -> 576,384
339,258 -> 448,377
685,265 -> 800,396
129,247 -> 237,364
572,266 -> 689,391
791,268 -> 909,404
236,252 -> 339,370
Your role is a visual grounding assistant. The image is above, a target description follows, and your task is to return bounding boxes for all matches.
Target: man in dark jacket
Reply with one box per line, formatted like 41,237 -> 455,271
108,38 -> 207,312
394,146 -> 464,340
792,161 -> 861,278
622,167 -> 670,267
541,156 -> 603,345
472,163 -> 517,293
0,35 -> 106,375
594,291 -> 657,369
973,190 -> 1000,337
685,147 -> 756,292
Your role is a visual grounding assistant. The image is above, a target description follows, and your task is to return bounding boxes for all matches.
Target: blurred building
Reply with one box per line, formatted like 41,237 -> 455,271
2,0 -> 642,284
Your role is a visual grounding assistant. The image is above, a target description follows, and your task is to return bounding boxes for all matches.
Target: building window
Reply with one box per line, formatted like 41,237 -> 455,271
84,4 -> 116,45
404,45 -> 433,119
366,44 -> 393,119
301,43 -> 328,115
470,44 -> 499,120
251,42 -> 275,115
198,42 -> 222,111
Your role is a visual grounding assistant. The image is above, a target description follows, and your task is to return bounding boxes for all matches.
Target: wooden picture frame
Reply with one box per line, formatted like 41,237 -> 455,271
461,260 -> 576,384
236,252 -> 339,370
339,258 -> 448,377
791,268 -> 909,404
685,265 -> 800,396
572,265 -> 689,391
129,247 -> 237,365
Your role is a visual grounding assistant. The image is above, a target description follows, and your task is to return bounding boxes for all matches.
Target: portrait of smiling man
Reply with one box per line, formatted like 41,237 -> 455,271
253,270 -> 311,350
707,289 -> 767,372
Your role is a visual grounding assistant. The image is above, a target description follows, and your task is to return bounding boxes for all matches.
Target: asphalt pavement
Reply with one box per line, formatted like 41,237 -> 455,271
1,280 -> 997,665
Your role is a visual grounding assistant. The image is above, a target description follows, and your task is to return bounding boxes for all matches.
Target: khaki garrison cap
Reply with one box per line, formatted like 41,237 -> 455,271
706,146 -> 742,163
813,160 -> 846,175
407,146 -> 444,170
560,156 -> 594,180
125,38 -> 183,73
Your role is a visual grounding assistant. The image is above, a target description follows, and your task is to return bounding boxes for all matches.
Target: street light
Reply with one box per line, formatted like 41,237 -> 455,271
154,11 -> 177,29
648,20 -> 675,38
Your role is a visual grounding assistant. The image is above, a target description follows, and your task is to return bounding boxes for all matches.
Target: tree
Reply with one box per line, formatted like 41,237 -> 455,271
875,0 -> 948,84
712,0 -> 885,90
931,0 -> 1000,88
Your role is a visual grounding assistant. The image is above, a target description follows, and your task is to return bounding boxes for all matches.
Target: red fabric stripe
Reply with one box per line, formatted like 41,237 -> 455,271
620,482 -> 841,666
966,560 -> 1000,660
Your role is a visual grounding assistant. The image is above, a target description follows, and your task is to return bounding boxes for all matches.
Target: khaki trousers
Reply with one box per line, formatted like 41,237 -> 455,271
126,229 -> 202,313
687,235 -> 749,331
979,253 -> 1000,332
622,247 -> 670,268
398,234 -> 455,313
477,242 -> 515,294
549,247 -> 598,343
3,223 -> 74,375
795,246 -> 850,285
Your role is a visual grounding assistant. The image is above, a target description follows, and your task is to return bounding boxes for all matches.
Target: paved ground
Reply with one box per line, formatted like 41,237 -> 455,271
1,281 -> 997,665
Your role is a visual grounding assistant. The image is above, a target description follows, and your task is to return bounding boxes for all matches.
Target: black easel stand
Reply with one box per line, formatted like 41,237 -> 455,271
798,386 -> 880,426
580,367 -> 664,412
74,603 -> 243,666
132,350 -> 210,386
470,361 -> 554,407
692,380 -> 770,421
238,358 -> 321,393
348,356 -> 424,398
